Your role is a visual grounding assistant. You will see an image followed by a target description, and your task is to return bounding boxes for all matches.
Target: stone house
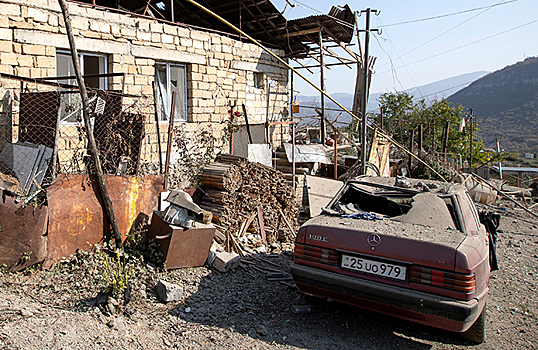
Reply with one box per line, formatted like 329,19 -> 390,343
0,0 -> 295,182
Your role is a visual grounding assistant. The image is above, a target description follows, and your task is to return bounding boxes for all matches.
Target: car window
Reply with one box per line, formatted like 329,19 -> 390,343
464,191 -> 481,229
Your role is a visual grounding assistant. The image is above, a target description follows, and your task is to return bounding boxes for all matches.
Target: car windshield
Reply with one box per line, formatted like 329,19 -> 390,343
331,180 -> 461,231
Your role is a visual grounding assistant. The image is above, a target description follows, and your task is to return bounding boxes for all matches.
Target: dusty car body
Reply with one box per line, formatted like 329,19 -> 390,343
291,176 -> 490,343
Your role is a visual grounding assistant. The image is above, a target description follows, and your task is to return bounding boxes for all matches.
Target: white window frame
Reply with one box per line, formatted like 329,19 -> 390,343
56,51 -> 108,125
155,62 -> 188,123
56,51 -> 108,90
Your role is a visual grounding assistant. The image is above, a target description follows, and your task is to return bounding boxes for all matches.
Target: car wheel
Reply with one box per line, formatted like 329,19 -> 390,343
460,304 -> 486,344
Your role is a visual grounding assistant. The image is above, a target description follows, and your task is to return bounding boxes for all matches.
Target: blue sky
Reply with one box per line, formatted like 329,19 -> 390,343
271,0 -> 538,96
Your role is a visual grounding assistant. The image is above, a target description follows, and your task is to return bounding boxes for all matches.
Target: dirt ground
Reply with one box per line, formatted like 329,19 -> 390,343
1,196 -> 537,350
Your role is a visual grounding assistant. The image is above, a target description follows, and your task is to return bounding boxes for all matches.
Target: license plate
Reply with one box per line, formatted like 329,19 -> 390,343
341,254 -> 407,281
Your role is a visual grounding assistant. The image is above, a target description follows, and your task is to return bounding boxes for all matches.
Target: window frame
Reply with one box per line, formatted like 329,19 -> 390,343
155,62 -> 188,123
56,51 -> 108,90
56,51 -> 108,125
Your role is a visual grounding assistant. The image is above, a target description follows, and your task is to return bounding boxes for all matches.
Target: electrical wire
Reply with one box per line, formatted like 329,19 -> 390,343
380,0 -> 519,28
376,18 -> 538,76
377,0 -> 511,71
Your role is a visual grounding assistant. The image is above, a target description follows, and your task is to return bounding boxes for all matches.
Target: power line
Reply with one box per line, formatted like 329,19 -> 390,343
380,0 -> 519,28
378,0 -> 510,71
376,18 -> 538,76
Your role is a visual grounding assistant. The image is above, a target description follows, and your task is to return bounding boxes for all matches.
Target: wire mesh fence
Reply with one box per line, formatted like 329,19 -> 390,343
0,76 -> 161,198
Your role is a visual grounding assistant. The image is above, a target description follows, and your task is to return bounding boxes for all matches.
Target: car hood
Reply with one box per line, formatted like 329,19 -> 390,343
299,214 -> 467,270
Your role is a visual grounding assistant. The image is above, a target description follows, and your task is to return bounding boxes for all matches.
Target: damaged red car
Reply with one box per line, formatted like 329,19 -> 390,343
291,176 -> 491,343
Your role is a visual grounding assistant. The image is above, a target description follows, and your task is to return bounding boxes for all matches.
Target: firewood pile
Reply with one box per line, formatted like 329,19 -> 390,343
200,154 -> 298,255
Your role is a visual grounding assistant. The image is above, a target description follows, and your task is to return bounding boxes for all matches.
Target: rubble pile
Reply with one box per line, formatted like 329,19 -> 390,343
200,154 -> 298,254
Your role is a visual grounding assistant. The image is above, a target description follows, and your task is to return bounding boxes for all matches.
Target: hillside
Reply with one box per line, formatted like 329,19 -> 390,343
295,71 -> 488,127
448,57 -> 538,154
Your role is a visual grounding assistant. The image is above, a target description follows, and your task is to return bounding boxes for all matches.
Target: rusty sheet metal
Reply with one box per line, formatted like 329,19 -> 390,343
47,174 -> 163,261
147,211 -> 215,269
0,189 -> 48,271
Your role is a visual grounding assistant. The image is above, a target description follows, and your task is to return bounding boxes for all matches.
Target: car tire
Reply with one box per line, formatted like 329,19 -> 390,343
460,304 -> 486,344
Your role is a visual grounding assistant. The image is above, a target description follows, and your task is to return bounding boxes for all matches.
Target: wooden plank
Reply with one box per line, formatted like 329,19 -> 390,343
257,206 -> 267,246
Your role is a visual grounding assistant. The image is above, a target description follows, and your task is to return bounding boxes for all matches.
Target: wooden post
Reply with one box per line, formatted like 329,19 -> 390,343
319,24 -> 326,144
242,103 -> 253,144
229,100 -> 236,154
442,121 -> 449,157
334,130 -> 338,179
418,124 -> 423,153
152,81 -> 163,174
408,130 -> 414,178
164,91 -> 177,191
57,0 -> 122,249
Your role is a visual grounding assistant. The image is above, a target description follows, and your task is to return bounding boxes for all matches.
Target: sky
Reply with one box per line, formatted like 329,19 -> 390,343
271,0 -> 538,97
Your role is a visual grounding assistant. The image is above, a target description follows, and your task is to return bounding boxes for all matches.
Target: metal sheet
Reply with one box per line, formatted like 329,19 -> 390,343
248,144 -> 272,167
147,211 -> 215,269
47,174 -> 164,261
284,143 -> 331,164
0,190 -> 48,271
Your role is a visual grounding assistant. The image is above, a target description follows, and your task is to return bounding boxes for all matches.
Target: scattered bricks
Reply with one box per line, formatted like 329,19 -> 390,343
0,52 -> 17,65
211,252 -> 240,273
0,41 -> 13,53
155,280 -> 183,302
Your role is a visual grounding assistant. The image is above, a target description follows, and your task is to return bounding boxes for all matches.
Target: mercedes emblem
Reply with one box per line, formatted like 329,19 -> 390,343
367,233 -> 381,247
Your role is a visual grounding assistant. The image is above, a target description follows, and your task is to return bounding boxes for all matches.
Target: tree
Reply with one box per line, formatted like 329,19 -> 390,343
372,92 -> 492,176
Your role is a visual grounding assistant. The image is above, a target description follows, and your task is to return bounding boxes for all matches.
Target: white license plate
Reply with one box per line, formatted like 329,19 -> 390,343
341,254 -> 407,281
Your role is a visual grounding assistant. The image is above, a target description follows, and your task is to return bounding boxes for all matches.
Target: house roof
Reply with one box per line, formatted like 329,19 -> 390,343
70,0 -> 355,59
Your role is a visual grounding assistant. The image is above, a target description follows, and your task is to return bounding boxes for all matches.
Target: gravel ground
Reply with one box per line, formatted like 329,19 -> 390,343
1,197 -> 537,350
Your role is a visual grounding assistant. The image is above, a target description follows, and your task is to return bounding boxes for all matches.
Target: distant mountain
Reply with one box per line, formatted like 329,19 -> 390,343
448,57 -> 538,154
294,71 -> 488,127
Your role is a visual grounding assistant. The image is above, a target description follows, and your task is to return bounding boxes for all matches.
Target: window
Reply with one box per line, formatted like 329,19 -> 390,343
56,51 -> 108,89
254,72 -> 265,89
155,62 -> 187,122
56,52 -> 108,124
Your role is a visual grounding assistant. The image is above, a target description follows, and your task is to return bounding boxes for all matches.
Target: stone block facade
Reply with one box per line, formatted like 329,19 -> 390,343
0,0 -> 291,177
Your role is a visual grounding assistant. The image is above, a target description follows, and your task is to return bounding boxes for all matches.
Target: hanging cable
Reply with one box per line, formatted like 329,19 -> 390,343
381,0 -> 519,28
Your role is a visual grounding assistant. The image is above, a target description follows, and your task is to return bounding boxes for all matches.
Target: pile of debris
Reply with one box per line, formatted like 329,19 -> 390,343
200,154 -> 298,255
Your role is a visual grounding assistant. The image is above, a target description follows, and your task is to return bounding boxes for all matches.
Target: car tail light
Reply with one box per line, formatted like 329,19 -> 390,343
294,243 -> 338,266
410,266 -> 475,293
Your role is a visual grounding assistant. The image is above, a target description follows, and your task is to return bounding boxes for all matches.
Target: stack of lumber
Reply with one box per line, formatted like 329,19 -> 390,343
200,154 -> 298,254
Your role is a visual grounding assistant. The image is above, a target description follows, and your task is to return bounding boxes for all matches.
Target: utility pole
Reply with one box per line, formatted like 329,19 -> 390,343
496,138 -> 503,180
468,108 -> 474,171
319,24 -> 326,144
359,8 -> 379,175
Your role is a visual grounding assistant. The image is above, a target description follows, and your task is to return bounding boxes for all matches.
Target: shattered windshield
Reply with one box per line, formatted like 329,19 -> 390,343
331,181 -> 460,231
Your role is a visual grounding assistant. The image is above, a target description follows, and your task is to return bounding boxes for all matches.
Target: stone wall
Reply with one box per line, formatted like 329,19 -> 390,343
0,0 -> 291,178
